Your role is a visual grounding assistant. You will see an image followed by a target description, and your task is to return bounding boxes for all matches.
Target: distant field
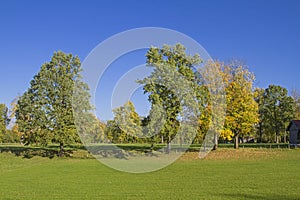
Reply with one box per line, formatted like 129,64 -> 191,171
0,148 -> 300,199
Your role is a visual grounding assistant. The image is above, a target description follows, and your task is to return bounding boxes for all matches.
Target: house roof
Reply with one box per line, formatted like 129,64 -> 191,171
286,120 -> 300,131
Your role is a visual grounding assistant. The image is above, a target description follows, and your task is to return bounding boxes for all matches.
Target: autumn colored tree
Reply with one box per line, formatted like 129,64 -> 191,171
112,101 -> 142,143
198,61 -> 226,150
3,97 -> 22,143
104,120 -> 120,143
222,62 -> 259,149
194,103 -> 211,144
92,118 -> 106,143
199,61 -> 258,150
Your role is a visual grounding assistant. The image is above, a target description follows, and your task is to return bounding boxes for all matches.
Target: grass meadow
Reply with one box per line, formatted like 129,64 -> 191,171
0,147 -> 300,199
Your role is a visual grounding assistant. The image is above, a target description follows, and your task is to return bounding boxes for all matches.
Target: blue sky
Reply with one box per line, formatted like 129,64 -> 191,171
0,0 -> 299,120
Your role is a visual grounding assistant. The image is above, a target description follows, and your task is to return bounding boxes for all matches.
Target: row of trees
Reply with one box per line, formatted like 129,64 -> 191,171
0,45 -> 299,150
103,53 -> 297,149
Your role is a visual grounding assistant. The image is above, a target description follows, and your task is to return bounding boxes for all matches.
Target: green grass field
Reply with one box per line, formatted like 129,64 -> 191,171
0,148 -> 300,199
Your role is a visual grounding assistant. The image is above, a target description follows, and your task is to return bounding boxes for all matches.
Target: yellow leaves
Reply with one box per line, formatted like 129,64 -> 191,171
220,129 -> 234,140
217,61 -> 259,137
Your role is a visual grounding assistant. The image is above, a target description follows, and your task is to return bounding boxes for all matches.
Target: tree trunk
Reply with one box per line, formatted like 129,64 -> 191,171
59,142 -> 64,157
284,131 -> 287,143
150,143 -> 154,152
167,142 -> 171,154
167,136 -> 171,154
213,132 -> 218,150
234,134 -> 239,149
180,135 -> 183,147
259,123 -> 262,143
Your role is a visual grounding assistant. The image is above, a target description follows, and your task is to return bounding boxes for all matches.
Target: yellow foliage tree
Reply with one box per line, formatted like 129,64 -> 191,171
222,62 -> 259,148
198,60 -> 258,149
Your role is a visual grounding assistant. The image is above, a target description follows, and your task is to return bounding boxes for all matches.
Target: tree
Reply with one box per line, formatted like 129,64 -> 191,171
3,97 -> 23,143
16,51 -> 92,156
254,88 -> 266,143
75,112 -> 105,144
0,104 -> 10,142
198,61 -> 226,150
138,44 -> 204,152
194,102 -> 211,144
112,101 -> 142,143
222,62 -> 259,149
200,61 -> 258,148
256,85 -> 295,143
104,120 -> 120,143
291,88 -> 300,120
141,103 -> 167,144
92,119 -> 106,143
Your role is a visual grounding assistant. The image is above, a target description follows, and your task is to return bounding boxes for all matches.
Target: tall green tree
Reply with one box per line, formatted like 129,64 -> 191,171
16,51 -> 92,155
291,88 -> 300,120
0,104 -> 10,142
138,44 -> 204,151
141,103 -> 167,144
256,85 -> 295,143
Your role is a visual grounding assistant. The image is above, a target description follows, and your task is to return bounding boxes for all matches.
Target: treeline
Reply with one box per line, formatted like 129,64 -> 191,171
0,44 -> 299,151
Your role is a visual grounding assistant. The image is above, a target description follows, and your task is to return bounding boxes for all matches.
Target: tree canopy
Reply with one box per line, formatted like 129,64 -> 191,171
255,85 -> 295,143
138,44 -> 205,151
0,104 -> 9,142
16,51 -> 92,155
221,62 -> 259,148
1,45 -> 298,152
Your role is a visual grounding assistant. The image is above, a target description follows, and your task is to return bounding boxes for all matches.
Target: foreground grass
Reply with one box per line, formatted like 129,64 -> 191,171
0,149 -> 300,199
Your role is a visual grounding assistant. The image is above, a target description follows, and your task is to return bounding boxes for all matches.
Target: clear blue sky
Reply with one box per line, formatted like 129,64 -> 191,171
1,0 -> 299,120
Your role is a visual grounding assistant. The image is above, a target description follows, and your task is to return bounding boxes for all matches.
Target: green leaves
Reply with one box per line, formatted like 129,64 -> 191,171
0,104 -> 9,142
16,51 -> 92,148
256,85 -> 295,143
138,44 -> 204,145
291,89 -> 300,119
112,101 -> 142,143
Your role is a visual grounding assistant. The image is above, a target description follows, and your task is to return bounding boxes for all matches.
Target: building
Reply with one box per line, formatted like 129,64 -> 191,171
286,120 -> 300,147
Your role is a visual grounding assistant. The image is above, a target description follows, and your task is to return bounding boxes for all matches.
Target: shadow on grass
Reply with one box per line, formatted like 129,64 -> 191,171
219,193 -> 297,200
0,145 -> 73,159
0,143 -> 199,160
86,144 -> 196,160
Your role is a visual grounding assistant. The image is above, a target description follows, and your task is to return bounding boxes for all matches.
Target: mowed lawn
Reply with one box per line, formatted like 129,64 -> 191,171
0,148 -> 300,200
